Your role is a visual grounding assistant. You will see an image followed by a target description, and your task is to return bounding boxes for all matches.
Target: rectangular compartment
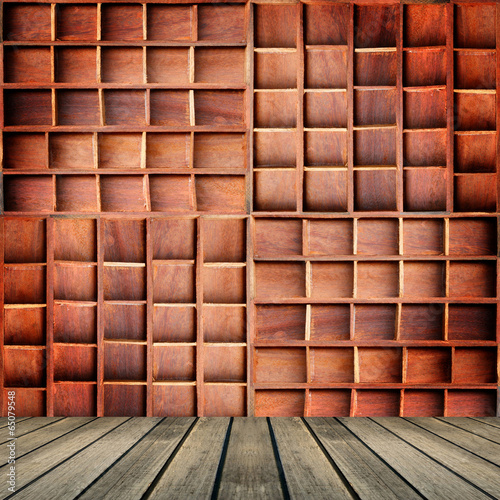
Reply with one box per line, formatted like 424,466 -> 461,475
147,48 -> 189,84
103,219 -> 145,263
50,133 -> 94,170
57,90 -> 100,126
357,219 -> 399,256
403,390 -> 444,417
255,4 -> 297,48
403,219 -> 443,256
305,3 -> 348,46
149,175 -> 192,212
153,346 -> 195,381
3,389 -> 45,416
4,133 -> 47,170
147,5 -> 191,41
254,219 -> 302,258
4,348 -> 46,387
254,170 -> 297,212
104,343 -> 146,381
104,303 -> 146,341
454,133 -> 496,173
403,130 -> 446,167
357,262 -> 399,298
455,52 -> 496,90
354,305 -> 396,341
100,176 -> 147,212
355,51 -> 396,87
4,266 -> 46,304
404,4 -> 446,47
254,131 -> 296,168
448,305 -> 496,341
54,303 -> 96,344
404,50 -> 446,87
455,93 -> 496,131
404,262 -> 445,298
255,390 -> 305,417
4,47 -> 51,83
56,4 -> 97,41
407,348 -> 451,383
304,170 -> 347,212
354,5 -> 397,48
404,89 -> 446,129
449,218 -> 497,256
150,90 -> 189,127
5,307 -> 45,345
147,133 -> 190,169
103,266 -> 146,301
56,175 -> 98,212
101,4 -> 143,41
3,3 -> 51,41
4,218 -> 46,263
198,4 -> 245,43
359,348 -> 402,384
310,348 -> 354,383
454,4 -> 496,49
153,385 -> 196,417
195,176 -> 246,212
404,168 -> 447,212
203,266 -> 245,304
305,48 -> 347,89
194,133 -> 245,169
194,91 -> 244,126
255,262 -> 305,299
311,262 -> 353,299
195,48 -> 245,84
354,89 -> 396,127
447,390 -> 497,417
54,345 -> 97,382
304,91 -> 347,128
254,52 -> 297,90
449,262 -> 496,298
311,305 -> 350,341
99,133 -> 141,170
308,219 -> 353,256
54,384 -> 96,417
255,92 -> 297,129
355,390 -> 400,417
203,218 -> 246,262
454,348 -> 497,384
54,263 -> 96,301
255,305 -> 305,342
104,91 -> 146,127
205,345 -> 246,382
305,131 -> 347,166
454,174 -> 496,212
4,90 -> 52,126
309,390 -> 351,417
55,47 -> 97,83
204,305 -> 245,343
153,262 -> 195,304
152,218 -> 195,260
354,128 -> 396,166
255,348 -> 306,384
153,305 -> 196,343
104,384 -> 146,416
354,170 -> 397,211
204,385 -> 246,417
101,48 -> 143,84
400,304 -> 444,341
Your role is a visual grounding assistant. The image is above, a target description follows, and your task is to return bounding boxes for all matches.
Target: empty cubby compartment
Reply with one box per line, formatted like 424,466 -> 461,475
50,133 -> 94,170
104,384 -> 146,417
304,91 -> 347,128
204,385 -> 246,417
204,345 -> 246,383
308,219 -> 353,256
153,346 -> 195,382
4,46 -> 51,83
56,4 -> 97,41
195,48 -> 245,84
254,52 -> 297,89
309,390 -> 352,417
255,4 -> 297,48
311,262 -> 353,299
354,89 -> 396,127
454,4 -> 496,49
53,384 -> 96,417
5,306 -> 46,345
357,219 -> 399,255
146,133 -> 190,169
153,305 -> 196,343
254,131 -> 296,168
359,348 -> 402,384
101,48 -> 144,84
4,348 -> 46,387
448,304 -> 496,341
203,265 -> 245,304
403,219 -> 444,255
4,133 -> 47,170
153,385 -> 196,417
404,168 -> 447,212
255,348 -> 306,384
403,130 -> 446,167
404,49 -> 446,87
103,266 -> 146,301
101,4 -> 143,41
104,303 -> 146,341
4,176 -> 54,213
354,5 -> 397,48
54,303 -> 96,344
4,218 -> 46,263
194,133 -> 246,169
454,51 -> 496,89
4,266 -> 46,304
57,90 -> 100,126
54,263 -> 97,301
304,170 -> 348,212
147,5 -> 191,41
203,218 -> 246,262
310,305 -> 350,341
357,262 -> 399,298
454,174 -> 496,213
55,47 -> 97,83
404,4 -> 446,47
54,345 -> 97,382
147,48 -> 189,84
305,48 -> 347,89
149,175 -> 192,212
255,92 -> 297,129
198,4 -> 245,43
403,390 -> 444,417
204,305 -> 246,343
354,170 -> 397,211
153,262 -> 195,303
305,3 -> 348,45
354,389 -> 401,416
354,51 -> 396,87
354,305 -> 397,341
194,91 -> 244,126
454,348 -> 497,384
449,218 -> 497,256
447,390 -> 497,417
4,3 -> 51,40
254,218 -> 302,258
150,91 -> 189,127
404,89 -> 446,129
99,133 -> 142,170
100,176 -> 147,212
305,131 -> 347,166
406,348 -> 451,384
195,176 -> 246,212
255,390 -> 305,417
400,304 -> 444,341
104,343 -> 146,381
3,389 -> 46,417
404,262 -> 445,298
255,262 -> 305,299
56,175 -> 98,212
4,90 -> 52,126
454,93 -> 496,131
454,133 -> 496,173
354,128 -> 396,166
255,305 -> 306,342
103,219 -> 145,263
104,91 -> 146,126
152,218 -> 196,260
448,262 -> 496,298
310,348 -> 354,383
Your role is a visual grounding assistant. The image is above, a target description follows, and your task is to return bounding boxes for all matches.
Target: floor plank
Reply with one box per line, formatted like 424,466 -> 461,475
339,417 -> 490,500
217,417 -> 284,500
147,417 -> 230,500
439,418 -> 500,444
472,418 -> 500,429
79,417 -> 195,500
271,417 -> 353,500
306,418 -> 421,500
0,417 -> 65,444
0,417 -> 31,430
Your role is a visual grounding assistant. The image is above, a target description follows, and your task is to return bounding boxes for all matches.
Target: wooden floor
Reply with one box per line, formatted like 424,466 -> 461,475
1,417 -> 500,499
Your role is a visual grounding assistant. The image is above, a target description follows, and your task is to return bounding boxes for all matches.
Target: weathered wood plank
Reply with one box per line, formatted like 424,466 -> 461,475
472,418 -> 500,430
217,417 -> 284,500
79,417 -> 195,500
339,417 -> 489,500
270,417 -> 353,500
0,417 -> 31,429
306,417 -> 420,500
12,418 -> 162,500
147,417 -> 230,500
0,417 -> 65,443
439,418 -> 500,444
373,417 -> 500,498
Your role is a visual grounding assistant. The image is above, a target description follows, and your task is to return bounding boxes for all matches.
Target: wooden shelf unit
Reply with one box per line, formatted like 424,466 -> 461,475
2,0 -> 499,417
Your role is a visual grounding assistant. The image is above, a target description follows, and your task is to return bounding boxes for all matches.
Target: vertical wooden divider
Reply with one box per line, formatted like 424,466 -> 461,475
350,388 -> 357,417
146,217 -> 153,416
347,3 -> 354,213
45,133 -> 50,169
51,3 -> 56,41
246,0 -> 254,214
191,4 -> 198,42
46,217 -> 54,416
0,221 -> 4,414
96,217 -> 104,416
247,216 -> 255,415
444,218 -> 449,341
143,3 -> 147,41
496,6 -> 500,418
396,4 -> 403,213
97,3 -> 102,41
297,3 -> 304,213
399,389 -> 404,417
196,217 -> 204,415
446,2 -> 454,212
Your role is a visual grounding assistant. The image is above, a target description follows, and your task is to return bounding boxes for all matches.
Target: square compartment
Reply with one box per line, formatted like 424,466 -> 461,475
310,348 -> 354,383
354,305 -> 396,341
357,219 -> 399,255
194,133 -> 245,169
255,92 -> 297,129
310,305 -> 350,341
455,94 -> 495,131
204,385 -> 246,417
255,390 -> 304,417
404,50 -> 446,87
103,219 -> 145,263
101,48 -> 143,84
449,218 -> 497,256
153,305 -> 196,343
454,174 -> 496,212
104,303 -> 146,341
50,133 -> 94,170
99,133 -> 142,169
147,48 -> 189,84
54,303 -> 96,343
152,218 -> 195,260
254,170 -> 296,212
404,168 -> 447,212
311,262 -> 353,299
255,4 -> 297,48
304,92 -> 347,128
400,304 -> 444,341
194,91 -> 244,126
101,4 -> 143,41
147,5 -> 191,41
153,263 -> 195,303
203,266 -> 245,304
203,218 -> 246,262
104,344 -> 146,381
255,262 -> 305,299
404,130 -> 446,167
154,346 -> 195,381
254,219 -> 302,258
4,218 -> 46,263
54,345 -> 96,382
305,3 -> 348,45
357,262 -> 399,298
309,390 -> 351,417
150,90 -> 189,127
195,176 -> 246,212
355,390 -> 400,417
54,263 -> 96,301
455,52 -> 496,90
198,4 -> 245,43
254,131 -> 296,168
149,175 -> 192,212
454,4 -> 496,49
54,384 -> 96,417
404,262 -> 445,298
4,348 -> 46,387
55,47 -> 97,83
56,175 -> 98,212
56,4 -> 97,41
454,133 -> 496,173
255,348 -> 306,384
448,305 -> 496,341
153,385 -> 196,417
195,48 -> 245,84
104,91 -> 146,126
4,47 -> 51,83
354,129 -> 396,166
403,219 -> 443,255
304,169 -> 347,214
449,262 -> 496,298
5,307 -> 46,345
404,89 -> 446,129
204,306 -> 245,343
454,348 -> 497,384
4,4 -> 51,40
359,348 -> 402,383
104,385 -> 146,416
4,133 -> 47,170
354,89 -> 396,127
3,389 -> 45,416
404,4 -> 446,47
354,170 -> 397,211
204,345 -> 246,382
256,305 -> 305,342
147,133 -> 190,168
4,90 -> 52,126
57,90 -> 100,126
100,176 -> 147,212
355,51 -> 396,87
354,5 -> 397,48
306,49 -> 347,89
406,348 -> 451,383
4,176 -> 54,212
308,220 -> 353,256
254,52 -> 297,89
103,266 -> 146,301
403,390 -> 444,417
447,390 -> 497,417
305,131 -> 347,166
